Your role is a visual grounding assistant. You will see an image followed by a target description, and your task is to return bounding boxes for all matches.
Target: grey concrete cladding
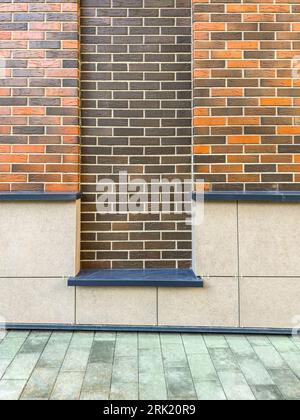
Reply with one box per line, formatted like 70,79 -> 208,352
80,0 -> 192,270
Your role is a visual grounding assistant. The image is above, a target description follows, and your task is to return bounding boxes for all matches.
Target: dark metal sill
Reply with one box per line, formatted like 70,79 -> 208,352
68,269 -> 203,288
193,191 -> 300,203
0,191 -> 81,201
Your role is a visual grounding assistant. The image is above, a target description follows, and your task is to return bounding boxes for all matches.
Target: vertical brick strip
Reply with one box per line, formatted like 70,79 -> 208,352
0,0 -> 80,192
81,0 -> 192,269
193,0 -> 300,192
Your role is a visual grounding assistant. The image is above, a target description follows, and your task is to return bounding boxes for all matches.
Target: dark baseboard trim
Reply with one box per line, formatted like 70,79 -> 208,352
5,323 -> 293,336
193,191 -> 300,202
0,191 -> 81,202
68,269 -> 203,288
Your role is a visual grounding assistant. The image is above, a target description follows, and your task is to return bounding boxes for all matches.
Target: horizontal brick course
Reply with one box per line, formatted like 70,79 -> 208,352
0,0 -> 80,192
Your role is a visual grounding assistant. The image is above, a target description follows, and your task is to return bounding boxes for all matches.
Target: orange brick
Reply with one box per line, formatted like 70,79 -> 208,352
211,164 -> 243,173
212,51 -> 242,59
45,184 -> 79,192
194,23 -> 225,31
278,126 -> 300,135
243,14 -> 275,22
228,174 -> 260,182
0,154 -> 27,164
212,88 -> 243,97
260,98 -> 292,106
228,136 -> 261,145
228,117 -> 260,125
12,145 -> 45,154
194,117 -> 226,126
194,69 -> 210,78
228,41 -> 259,50
193,108 -> 209,117
13,107 -> 44,116
227,5 -> 258,13
0,126 -> 10,134
62,40 -> 79,49
193,145 -> 210,154
228,60 -> 259,68
260,5 -> 290,13
0,145 -> 10,153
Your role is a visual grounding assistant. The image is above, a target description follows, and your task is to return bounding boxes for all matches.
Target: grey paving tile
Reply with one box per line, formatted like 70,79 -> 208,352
0,359 -> 11,379
139,382 -> 168,400
3,353 -> 40,380
0,379 -> 27,400
251,385 -> 283,401
236,355 -> 274,386
20,334 -> 49,355
115,333 -> 138,358
194,381 -> 227,401
247,335 -> 270,347
209,348 -> 240,372
139,348 -> 165,378
80,390 -> 110,400
253,345 -> 288,370
29,331 -> 51,338
6,331 -> 29,339
138,333 -> 161,350
61,332 -> 93,372
279,351 -> 300,377
49,332 -> 73,343
204,335 -> 228,349
269,336 -> 299,353
110,381 -> 138,400
187,354 -> 218,382
0,337 -> 27,359
226,335 -> 254,356
160,333 -> 182,345
94,332 -> 116,341
81,363 -> 112,393
182,334 -> 208,355
269,369 -> 300,400
218,371 -> 255,401
138,347 -> 167,399
89,340 -> 115,364
161,343 -> 188,368
69,332 -> 94,349
112,357 -> 138,384
20,367 -> 59,400
50,371 -> 85,400
61,347 -> 91,372
165,366 -> 197,400
36,333 -> 72,369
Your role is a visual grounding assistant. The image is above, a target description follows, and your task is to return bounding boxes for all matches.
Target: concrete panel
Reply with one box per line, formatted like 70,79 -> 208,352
76,287 -> 157,326
193,202 -> 238,277
239,203 -> 300,277
0,277 -> 75,324
158,277 -> 239,327
240,277 -> 300,329
0,201 -> 80,277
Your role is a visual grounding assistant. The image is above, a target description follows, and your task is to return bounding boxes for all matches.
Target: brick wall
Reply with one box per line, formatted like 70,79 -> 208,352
81,0 -> 192,269
193,0 -> 300,192
0,0 -> 80,192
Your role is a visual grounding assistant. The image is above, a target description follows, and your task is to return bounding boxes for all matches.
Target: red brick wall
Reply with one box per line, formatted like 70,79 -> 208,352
0,0 -> 80,193
193,0 -> 300,192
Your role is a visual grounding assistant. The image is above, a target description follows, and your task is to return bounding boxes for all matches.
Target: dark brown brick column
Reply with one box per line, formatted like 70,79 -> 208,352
80,0 -> 192,269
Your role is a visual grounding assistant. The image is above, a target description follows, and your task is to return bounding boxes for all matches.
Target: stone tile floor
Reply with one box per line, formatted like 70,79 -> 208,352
0,330 -> 300,400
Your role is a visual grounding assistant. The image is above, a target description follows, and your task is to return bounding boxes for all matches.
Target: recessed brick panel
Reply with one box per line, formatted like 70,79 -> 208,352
80,0 -> 192,269
193,0 -> 300,192
0,0 -> 80,192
